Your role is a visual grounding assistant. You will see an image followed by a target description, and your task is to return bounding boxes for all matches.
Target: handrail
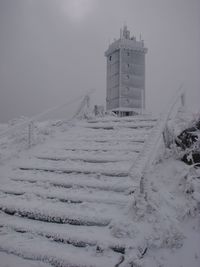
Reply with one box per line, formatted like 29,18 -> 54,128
129,85 -> 186,194
0,89 -> 94,147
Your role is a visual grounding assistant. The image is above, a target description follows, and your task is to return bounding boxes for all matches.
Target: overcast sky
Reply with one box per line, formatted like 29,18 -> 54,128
0,0 -> 199,122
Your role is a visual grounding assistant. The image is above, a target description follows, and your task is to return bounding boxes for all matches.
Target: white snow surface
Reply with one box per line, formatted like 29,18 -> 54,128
0,113 -> 199,267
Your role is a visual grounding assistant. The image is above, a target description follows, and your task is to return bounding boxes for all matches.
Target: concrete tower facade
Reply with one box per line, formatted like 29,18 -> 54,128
105,26 -> 147,116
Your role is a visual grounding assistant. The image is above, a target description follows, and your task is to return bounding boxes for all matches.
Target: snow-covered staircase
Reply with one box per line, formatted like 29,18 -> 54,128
0,115 -> 157,267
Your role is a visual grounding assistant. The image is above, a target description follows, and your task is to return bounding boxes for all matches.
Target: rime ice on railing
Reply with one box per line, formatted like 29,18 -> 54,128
0,91 -> 93,150
129,86 -> 186,194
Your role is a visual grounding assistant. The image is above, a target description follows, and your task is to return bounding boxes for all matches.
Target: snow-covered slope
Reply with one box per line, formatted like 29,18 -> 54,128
0,115 -> 199,267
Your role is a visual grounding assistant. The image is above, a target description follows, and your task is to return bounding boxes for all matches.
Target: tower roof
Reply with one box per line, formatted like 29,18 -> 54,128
105,25 -> 147,57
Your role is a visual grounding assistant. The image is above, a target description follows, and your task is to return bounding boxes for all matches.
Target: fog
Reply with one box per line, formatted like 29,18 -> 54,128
0,0 -> 199,123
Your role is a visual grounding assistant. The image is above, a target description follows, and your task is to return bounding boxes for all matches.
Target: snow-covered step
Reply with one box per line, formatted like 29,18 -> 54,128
0,114 -> 159,266
10,170 -> 135,193
52,132 -> 150,144
83,121 -> 155,128
18,156 -> 133,167
63,130 -> 151,140
36,154 -> 135,163
18,164 -> 130,177
36,150 -> 138,160
0,213 -> 127,254
17,158 -> 132,173
0,230 -> 122,267
64,128 -> 150,136
0,196 -> 114,226
63,147 -> 140,153
0,251 -> 51,267
84,124 -> 154,130
64,140 -> 142,147
53,137 -> 146,143
50,140 -> 143,151
82,117 -> 156,123
87,116 -> 157,123
0,182 -> 133,205
47,142 -> 143,151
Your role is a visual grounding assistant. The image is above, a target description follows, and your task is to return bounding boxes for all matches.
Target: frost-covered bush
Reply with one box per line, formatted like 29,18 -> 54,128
163,109 -> 200,166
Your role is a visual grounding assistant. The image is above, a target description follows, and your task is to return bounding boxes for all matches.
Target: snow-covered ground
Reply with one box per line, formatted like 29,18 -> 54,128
0,113 -> 199,267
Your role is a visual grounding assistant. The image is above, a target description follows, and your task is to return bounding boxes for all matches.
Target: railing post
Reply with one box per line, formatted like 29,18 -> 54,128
181,92 -> 186,108
86,95 -> 90,109
28,121 -> 34,148
140,175 -> 144,194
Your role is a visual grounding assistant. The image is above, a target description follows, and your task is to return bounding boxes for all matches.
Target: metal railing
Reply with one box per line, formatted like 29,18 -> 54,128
129,85 -> 186,195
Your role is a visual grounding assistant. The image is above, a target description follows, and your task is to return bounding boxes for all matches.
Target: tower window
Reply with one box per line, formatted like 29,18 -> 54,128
127,63 -> 130,68
127,51 -> 130,56
109,55 -> 112,61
